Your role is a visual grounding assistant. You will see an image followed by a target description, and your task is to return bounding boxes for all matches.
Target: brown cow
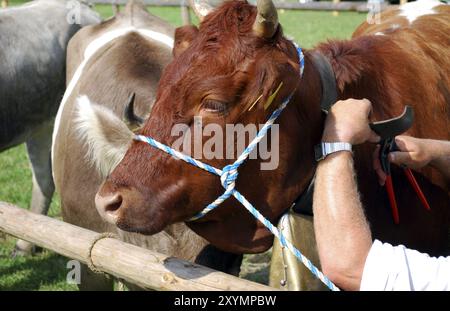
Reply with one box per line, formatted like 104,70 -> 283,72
86,0 -> 449,289
52,0 -> 242,290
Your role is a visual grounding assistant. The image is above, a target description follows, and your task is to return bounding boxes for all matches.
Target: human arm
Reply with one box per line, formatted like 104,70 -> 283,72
316,146 -> 450,291
313,99 -> 450,291
313,99 -> 378,291
314,152 -> 372,291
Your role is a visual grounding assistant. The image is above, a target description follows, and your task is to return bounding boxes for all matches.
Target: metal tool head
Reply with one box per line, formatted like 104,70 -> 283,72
369,106 -> 414,139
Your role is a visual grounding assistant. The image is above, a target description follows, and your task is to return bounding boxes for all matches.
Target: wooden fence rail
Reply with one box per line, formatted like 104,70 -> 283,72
88,0 -> 390,13
0,1 -> 392,13
0,202 -> 275,291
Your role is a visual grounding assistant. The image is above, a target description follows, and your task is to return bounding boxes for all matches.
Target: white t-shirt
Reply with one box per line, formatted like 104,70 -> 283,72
360,239 -> 450,291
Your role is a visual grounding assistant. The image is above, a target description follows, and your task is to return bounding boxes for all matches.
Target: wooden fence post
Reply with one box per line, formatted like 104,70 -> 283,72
112,2 -> 120,15
181,0 -> 191,25
332,0 -> 340,17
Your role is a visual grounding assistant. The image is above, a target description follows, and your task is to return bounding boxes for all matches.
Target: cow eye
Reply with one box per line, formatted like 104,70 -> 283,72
202,99 -> 227,114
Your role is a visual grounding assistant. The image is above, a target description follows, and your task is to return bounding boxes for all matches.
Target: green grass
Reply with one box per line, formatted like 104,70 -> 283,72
0,1 -> 366,290
0,146 -> 72,291
0,145 -> 33,210
0,236 -> 77,291
93,5 -> 365,48
7,0 -> 366,47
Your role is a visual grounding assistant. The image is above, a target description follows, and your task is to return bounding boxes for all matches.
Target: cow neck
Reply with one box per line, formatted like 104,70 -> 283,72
291,50 -> 338,216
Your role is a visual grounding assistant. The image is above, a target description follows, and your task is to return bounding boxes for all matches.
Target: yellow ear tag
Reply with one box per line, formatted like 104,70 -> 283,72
247,94 -> 264,112
264,82 -> 283,111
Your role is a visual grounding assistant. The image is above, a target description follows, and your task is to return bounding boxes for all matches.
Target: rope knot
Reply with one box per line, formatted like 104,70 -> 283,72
220,164 -> 239,192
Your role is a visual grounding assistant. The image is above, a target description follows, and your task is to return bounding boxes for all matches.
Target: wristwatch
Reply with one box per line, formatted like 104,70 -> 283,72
314,142 -> 352,162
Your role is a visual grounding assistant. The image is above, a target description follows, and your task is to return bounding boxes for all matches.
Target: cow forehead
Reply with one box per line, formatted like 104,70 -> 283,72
158,1 -> 284,102
166,38 -> 254,91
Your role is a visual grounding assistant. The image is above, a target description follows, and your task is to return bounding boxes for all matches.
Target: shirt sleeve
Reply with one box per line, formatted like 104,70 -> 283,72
360,239 -> 450,291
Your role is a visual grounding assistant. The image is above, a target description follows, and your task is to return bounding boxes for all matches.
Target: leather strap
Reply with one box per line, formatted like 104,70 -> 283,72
310,51 -> 338,113
292,176 -> 315,216
292,51 -> 338,216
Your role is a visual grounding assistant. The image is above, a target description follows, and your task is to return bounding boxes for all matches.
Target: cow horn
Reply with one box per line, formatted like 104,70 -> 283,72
189,0 -> 214,21
253,0 -> 279,38
124,93 -> 144,128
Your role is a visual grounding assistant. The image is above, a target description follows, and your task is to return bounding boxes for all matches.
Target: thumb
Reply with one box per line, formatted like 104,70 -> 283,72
389,151 -> 412,167
394,136 -> 408,152
368,131 -> 381,144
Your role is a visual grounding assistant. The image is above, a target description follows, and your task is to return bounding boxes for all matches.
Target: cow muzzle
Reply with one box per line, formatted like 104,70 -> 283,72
94,184 -> 169,234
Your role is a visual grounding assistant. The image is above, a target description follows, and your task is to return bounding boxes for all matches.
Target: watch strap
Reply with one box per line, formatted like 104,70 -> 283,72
315,142 -> 352,162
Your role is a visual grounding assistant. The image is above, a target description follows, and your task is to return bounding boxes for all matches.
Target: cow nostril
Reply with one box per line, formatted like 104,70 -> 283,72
95,192 -> 125,225
104,194 -> 123,213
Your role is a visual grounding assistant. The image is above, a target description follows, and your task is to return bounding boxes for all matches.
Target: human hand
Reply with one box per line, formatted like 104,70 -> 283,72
373,136 -> 439,186
322,98 -> 380,145
390,136 -> 437,169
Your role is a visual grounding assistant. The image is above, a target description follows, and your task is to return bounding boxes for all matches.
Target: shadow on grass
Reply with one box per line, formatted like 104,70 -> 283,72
241,266 -> 270,285
0,247 -> 76,291
239,252 -> 271,285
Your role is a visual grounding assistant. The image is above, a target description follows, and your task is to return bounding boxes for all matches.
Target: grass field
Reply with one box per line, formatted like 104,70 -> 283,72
0,1 -> 366,290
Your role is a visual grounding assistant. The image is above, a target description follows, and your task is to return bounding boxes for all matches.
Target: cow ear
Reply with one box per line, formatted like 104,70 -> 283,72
173,25 -> 199,57
75,96 -> 134,178
123,93 -> 145,132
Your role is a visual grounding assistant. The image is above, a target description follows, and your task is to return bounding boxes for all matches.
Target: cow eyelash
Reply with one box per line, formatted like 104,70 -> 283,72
202,99 -> 228,114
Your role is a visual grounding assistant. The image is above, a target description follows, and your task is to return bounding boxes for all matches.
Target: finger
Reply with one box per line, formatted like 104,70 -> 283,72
361,98 -> 372,106
376,167 -> 386,186
394,136 -> 409,152
361,98 -> 373,116
372,146 -> 386,186
368,131 -> 381,144
372,145 -> 380,165
389,151 -> 413,167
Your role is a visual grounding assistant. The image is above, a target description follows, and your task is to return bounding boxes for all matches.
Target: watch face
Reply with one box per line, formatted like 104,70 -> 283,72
314,144 -> 324,162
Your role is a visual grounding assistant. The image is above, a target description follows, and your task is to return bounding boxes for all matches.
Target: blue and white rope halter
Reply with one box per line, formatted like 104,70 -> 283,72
134,47 -> 339,291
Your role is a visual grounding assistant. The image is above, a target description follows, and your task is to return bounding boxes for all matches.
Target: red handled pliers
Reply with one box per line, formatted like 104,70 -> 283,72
370,106 -> 431,224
